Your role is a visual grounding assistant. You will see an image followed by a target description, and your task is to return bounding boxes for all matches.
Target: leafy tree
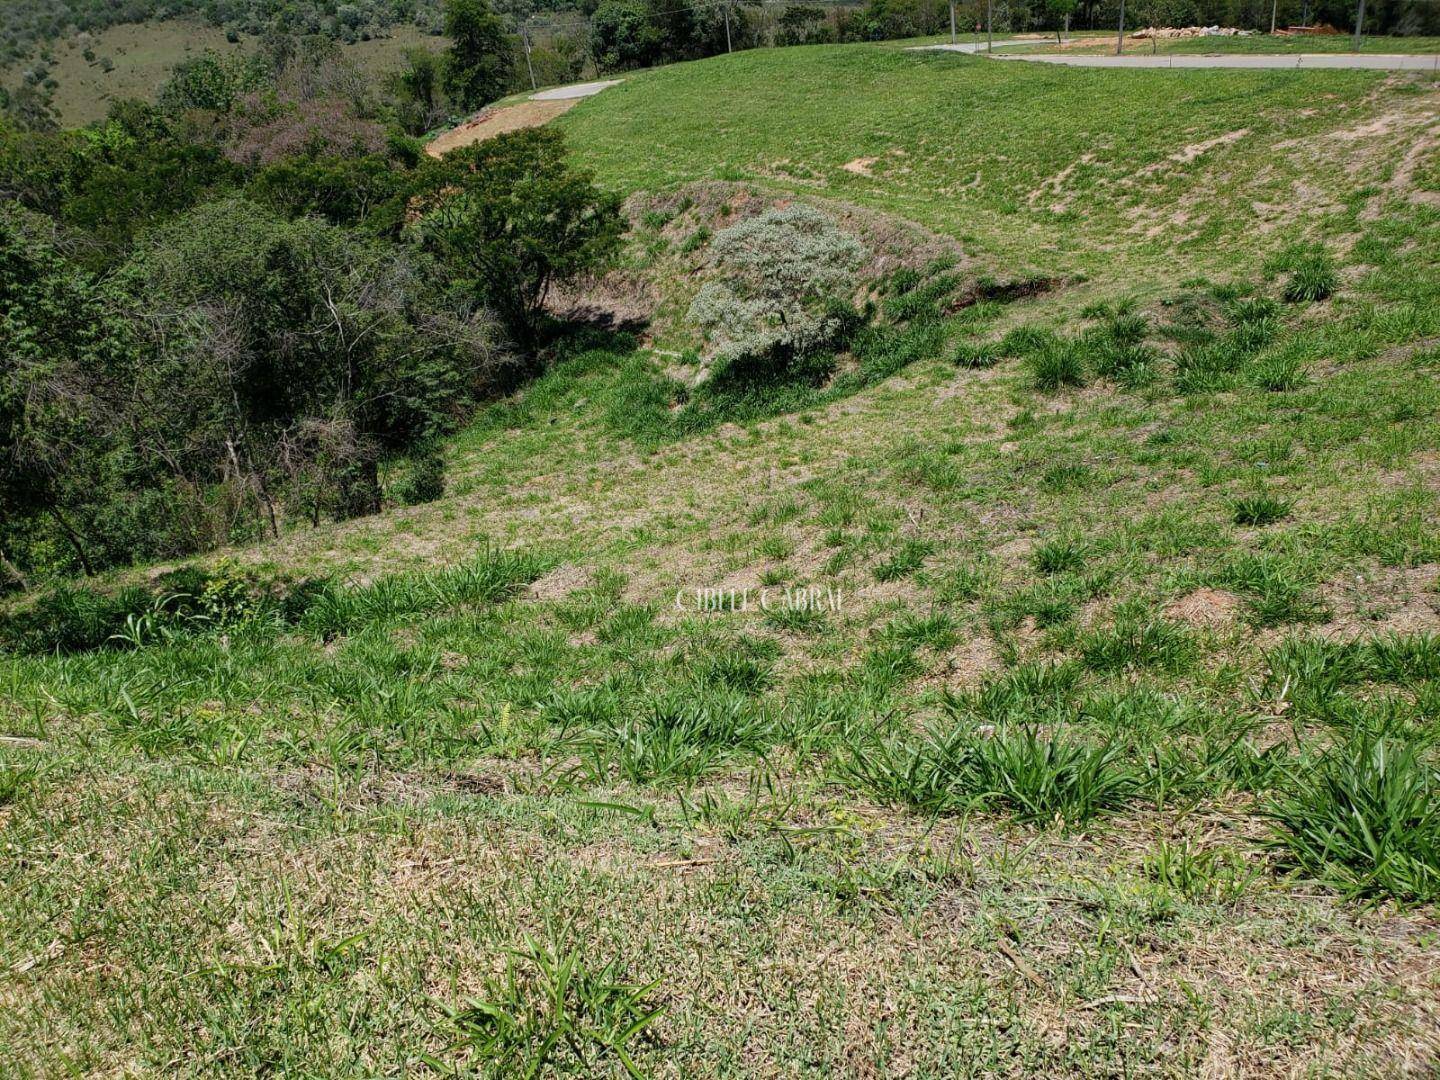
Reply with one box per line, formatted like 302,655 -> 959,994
0,208 -> 133,576
62,107 -> 241,262
0,120 -> 83,216
442,0 -> 514,112
157,50 -> 266,115
247,153 -> 404,225
1045,0 -> 1077,40
117,197 -> 505,533
417,128 -> 624,349
389,45 -> 447,135
778,5 -> 836,45
589,0 -> 658,72
3,78 -> 60,133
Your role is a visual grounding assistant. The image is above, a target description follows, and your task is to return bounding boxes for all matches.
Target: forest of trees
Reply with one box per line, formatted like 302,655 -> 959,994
0,15 -> 621,587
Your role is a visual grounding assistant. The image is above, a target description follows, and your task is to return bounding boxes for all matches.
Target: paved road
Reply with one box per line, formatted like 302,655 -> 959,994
915,41 -> 1440,70
918,40 -> 1034,54
531,79 -> 623,101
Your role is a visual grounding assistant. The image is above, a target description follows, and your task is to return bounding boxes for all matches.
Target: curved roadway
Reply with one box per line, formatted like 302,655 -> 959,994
914,40 -> 1440,70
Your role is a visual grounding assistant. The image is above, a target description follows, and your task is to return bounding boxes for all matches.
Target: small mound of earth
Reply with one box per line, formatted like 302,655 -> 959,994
990,537 -> 1036,562
1165,588 -> 1242,629
630,180 -> 974,283
551,179 -> 981,341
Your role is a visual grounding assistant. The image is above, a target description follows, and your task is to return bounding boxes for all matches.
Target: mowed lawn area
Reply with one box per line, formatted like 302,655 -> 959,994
2,42 -> 1440,1078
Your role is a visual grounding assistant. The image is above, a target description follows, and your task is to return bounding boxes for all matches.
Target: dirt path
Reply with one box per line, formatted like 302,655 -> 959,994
426,79 -> 623,157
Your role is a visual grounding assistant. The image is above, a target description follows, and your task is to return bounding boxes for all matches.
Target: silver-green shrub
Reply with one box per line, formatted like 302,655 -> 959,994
688,204 -> 867,367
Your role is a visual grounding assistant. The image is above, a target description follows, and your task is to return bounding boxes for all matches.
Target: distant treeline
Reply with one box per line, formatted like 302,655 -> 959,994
5,0 -> 1434,77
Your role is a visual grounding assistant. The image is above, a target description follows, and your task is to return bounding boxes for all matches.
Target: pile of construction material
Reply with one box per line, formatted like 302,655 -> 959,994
1274,23 -> 1342,35
1133,25 -> 1255,39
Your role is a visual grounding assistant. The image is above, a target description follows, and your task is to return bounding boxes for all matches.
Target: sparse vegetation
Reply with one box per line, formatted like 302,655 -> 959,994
3,25 -> 1440,1079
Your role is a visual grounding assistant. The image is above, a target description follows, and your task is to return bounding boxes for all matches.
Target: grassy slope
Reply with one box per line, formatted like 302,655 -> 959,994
558,46 -> 1404,280
2,19 -> 443,127
3,44 -> 1440,1077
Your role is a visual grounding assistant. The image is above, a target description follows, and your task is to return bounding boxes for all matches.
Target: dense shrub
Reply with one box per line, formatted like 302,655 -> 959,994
224,95 -> 388,167
157,51 -> 268,115
0,561 -> 281,653
418,128 -> 625,348
118,198 -> 503,516
392,450 -> 447,505
0,205 -> 138,576
0,547 -> 545,653
688,204 -> 867,381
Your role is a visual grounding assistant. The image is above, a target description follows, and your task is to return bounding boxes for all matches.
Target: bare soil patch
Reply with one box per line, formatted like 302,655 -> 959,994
426,98 -> 579,157
1166,587 -> 1244,629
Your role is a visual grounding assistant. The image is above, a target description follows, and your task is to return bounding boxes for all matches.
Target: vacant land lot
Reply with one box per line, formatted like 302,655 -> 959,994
2,43 -> 1439,1078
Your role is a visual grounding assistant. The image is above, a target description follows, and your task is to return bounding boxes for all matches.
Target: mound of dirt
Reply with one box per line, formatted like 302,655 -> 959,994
1134,25 -> 1254,39
546,180 -> 988,340
633,181 -> 974,284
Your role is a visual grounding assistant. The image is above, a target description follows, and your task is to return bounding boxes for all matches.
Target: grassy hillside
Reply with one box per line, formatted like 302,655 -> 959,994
558,46 -> 1432,281
2,19 -> 443,127
3,43 -> 1440,1077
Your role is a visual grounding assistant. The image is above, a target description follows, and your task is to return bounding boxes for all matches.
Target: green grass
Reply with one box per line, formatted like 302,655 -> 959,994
558,44 -> 1423,281
3,39 -> 1440,1077
1268,735 -> 1440,904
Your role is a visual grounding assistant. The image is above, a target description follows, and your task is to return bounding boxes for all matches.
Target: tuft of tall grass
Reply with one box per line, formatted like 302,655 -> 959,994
873,538 -> 934,582
996,325 -> 1054,358
1077,616 -> 1196,675
301,549 -> 547,637
1031,536 -> 1087,575
953,341 -> 1001,369
835,727 -> 965,813
1145,838 -> 1260,904
1266,736 -> 1440,903
961,725 -> 1141,825
839,718 -> 1139,827
1231,492 -> 1292,527
1281,251 -> 1339,303
1263,632 -> 1440,719
578,692 -> 778,785
1226,296 -> 1280,325
1026,338 -> 1087,391
1218,553 -> 1327,628
442,937 -> 663,1078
